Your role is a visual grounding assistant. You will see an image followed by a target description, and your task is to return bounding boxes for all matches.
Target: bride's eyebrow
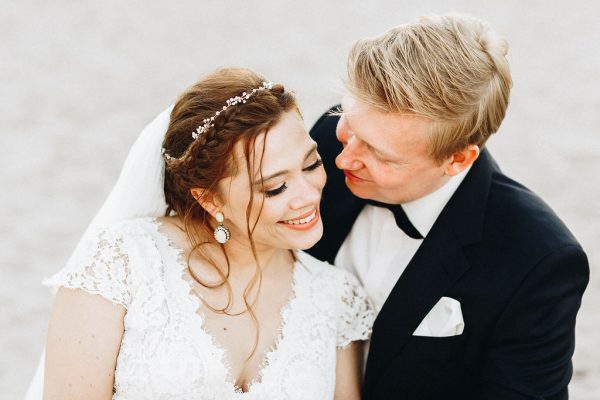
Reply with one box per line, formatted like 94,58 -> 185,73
254,145 -> 317,185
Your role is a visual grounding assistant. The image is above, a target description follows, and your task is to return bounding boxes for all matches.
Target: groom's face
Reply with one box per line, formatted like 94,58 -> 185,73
335,96 -> 450,204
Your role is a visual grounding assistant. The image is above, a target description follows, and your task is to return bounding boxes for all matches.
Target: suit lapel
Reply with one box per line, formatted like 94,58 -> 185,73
364,150 -> 498,388
364,219 -> 471,384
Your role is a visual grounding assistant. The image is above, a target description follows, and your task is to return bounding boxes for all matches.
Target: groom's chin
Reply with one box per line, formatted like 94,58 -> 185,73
344,180 -> 377,201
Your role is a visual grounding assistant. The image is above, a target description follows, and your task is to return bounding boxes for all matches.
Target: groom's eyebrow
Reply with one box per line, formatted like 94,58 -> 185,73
368,141 -> 397,160
348,125 -> 396,160
254,145 -> 317,185
343,110 -> 394,160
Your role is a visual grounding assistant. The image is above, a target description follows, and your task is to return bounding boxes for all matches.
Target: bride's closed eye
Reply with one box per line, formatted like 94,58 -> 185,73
303,158 -> 323,172
265,183 -> 288,198
264,159 -> 323,198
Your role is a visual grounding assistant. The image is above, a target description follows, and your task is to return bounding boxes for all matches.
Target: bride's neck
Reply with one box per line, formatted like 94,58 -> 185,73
161,215 -> 292,275
216,236 -> 287,271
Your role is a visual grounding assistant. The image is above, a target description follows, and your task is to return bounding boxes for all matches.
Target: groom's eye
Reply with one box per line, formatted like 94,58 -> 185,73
366,145 -> 389,162
366,144 -> 381,158
375,153 -> 387,162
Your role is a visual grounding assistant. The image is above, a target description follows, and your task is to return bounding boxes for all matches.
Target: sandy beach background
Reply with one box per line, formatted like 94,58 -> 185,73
2,0 -> 599,398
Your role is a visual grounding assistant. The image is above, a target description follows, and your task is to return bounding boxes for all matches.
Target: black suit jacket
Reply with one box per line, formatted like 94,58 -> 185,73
307,109 -> 589,399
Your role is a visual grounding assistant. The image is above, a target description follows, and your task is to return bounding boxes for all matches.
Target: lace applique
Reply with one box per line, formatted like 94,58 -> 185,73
44,226 -> 132,308
336,270 -> 375,349
43,218 -> 376,399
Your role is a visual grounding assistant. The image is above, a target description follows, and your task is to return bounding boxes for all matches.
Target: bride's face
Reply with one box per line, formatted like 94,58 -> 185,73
218,110 -> 326,251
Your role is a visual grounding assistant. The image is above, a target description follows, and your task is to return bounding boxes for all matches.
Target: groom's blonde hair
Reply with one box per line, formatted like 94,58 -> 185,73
346,14 -> 512,162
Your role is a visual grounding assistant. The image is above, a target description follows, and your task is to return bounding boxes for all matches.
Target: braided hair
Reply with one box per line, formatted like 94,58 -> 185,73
161,67 -> 298,358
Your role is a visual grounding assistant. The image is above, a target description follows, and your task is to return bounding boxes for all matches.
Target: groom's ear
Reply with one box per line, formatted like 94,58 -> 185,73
444,145 -> 480,176
190,188 -> 222,218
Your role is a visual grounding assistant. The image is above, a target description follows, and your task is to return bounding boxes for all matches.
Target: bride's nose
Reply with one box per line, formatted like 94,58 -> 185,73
289,176 -> 322,210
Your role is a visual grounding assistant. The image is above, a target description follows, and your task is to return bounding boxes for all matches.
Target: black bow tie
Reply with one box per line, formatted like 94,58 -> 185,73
365,200 -> 424,239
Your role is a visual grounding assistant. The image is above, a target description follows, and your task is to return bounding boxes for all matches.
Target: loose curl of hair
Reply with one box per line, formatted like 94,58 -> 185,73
162,67 -> 298,358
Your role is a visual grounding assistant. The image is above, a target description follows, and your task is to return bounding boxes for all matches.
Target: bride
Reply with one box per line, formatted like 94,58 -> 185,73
27,67 -> 374,399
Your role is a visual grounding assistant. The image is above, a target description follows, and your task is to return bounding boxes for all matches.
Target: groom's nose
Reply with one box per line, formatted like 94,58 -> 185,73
335,116 -> 364,171
335,136 -> 364,171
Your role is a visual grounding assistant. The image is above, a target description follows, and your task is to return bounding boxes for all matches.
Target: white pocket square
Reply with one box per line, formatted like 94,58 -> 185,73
412,296 -> 464,337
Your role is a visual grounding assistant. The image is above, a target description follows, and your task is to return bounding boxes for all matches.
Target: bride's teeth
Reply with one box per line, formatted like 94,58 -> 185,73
283,210 -> 317,225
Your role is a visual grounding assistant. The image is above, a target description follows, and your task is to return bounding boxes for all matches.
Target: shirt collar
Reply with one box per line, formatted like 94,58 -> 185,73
401,165 -> 472,237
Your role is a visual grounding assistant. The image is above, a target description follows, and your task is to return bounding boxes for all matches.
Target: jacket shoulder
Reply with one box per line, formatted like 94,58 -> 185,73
486,172 -> 583,261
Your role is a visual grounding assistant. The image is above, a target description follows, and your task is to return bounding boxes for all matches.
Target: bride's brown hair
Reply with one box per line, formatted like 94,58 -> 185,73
162,67 -> 298,357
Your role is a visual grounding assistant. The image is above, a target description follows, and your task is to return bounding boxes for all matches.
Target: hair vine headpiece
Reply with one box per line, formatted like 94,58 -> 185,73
162,81 -> 274,161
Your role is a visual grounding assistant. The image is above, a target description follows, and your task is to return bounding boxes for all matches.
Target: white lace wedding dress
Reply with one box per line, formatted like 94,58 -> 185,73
40,217 -> 374,400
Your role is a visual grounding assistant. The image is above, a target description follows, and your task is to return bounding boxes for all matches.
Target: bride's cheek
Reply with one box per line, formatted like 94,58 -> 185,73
315,170 -> 327,193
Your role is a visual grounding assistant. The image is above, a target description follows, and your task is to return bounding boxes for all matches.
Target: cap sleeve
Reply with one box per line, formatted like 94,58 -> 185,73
43,225 -> 132,309
336,271 -> 375,349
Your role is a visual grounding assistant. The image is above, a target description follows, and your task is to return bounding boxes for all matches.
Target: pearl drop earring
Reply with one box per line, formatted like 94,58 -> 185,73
213,212 -> 231,244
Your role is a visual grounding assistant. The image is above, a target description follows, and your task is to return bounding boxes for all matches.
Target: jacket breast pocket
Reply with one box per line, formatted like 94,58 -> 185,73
403,334 -> 465,362
375,335 -> 471,398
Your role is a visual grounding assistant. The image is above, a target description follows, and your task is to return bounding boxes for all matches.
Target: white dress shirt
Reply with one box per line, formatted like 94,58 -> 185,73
335,166 -> 471,315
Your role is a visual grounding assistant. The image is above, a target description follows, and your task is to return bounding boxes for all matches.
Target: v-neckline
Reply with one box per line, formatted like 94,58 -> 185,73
150,217 -> 304,395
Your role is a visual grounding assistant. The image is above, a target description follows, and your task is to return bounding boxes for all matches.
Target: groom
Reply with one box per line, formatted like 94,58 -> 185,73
307,14 -> 589,399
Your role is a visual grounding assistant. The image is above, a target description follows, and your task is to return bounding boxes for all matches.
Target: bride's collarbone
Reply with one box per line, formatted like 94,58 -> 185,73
194,266 -> 295,319
186,246 -> 295,293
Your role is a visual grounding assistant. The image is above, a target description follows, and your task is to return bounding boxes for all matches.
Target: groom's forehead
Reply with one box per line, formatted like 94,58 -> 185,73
343,98 -> 426,135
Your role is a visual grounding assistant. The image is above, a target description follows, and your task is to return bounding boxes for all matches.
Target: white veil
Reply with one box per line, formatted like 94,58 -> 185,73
24,105 -> 174,399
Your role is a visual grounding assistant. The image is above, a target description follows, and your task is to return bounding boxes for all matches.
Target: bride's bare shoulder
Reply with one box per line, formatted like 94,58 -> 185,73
155,215 -> 184,233
153,215 -> 192,250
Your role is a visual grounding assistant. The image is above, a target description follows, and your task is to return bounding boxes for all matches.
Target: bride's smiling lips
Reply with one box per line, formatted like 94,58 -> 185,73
278,208 -> 320,231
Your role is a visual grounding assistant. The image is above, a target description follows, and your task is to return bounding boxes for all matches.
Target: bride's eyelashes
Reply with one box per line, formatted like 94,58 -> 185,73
265,183 -> 288,198
263,159 -> 323,198
304,158 -> 323,172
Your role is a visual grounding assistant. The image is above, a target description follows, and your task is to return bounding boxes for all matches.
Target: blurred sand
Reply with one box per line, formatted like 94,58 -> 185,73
1,1 -> 599,398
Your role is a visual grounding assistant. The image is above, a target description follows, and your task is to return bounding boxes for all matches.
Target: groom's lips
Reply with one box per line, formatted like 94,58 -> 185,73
344,170 -> 368,183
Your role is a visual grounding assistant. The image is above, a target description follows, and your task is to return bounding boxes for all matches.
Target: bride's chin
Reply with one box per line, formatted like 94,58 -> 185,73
290,227 -> 324,250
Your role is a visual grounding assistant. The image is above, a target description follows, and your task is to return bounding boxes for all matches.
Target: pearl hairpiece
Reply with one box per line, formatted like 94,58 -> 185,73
162,81 -> 274,161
